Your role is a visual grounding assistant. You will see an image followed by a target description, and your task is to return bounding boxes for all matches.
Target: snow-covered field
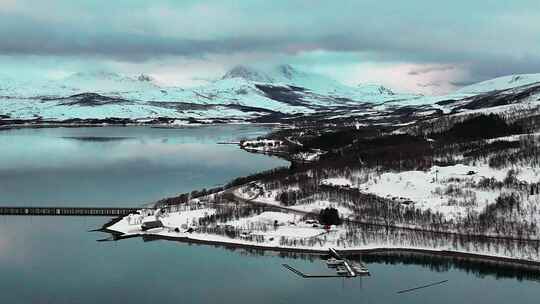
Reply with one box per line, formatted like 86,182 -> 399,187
108,205 -> 335,247
322,163 -> 540,220
233,186 -> 354,217
106,200 -> 540,262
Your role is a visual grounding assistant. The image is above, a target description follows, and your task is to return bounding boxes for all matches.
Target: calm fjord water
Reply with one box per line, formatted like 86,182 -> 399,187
0,125 -> 286,206
0,126 -> 538,304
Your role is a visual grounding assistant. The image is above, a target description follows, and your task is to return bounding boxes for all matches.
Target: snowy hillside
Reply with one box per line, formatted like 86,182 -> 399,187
457,74 -> 540,94
0,71 -> 165,99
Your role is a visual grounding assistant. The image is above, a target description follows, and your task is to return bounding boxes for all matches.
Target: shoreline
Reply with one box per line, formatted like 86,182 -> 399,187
0,120 -> 283,131
80,122 -> 540,269
107,230 -> 540,270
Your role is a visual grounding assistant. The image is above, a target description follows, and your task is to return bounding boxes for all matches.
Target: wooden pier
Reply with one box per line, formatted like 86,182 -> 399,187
282,264 -> 357,278
0,206 -> 138,216
282,248 -> 370,278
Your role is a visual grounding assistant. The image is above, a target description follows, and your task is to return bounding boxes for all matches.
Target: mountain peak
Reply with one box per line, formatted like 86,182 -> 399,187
276,64 -> 300,80
69,70 -> 125,80
137,73 -> 154,82
222,65 -> 273,83
357,84 -> 395,95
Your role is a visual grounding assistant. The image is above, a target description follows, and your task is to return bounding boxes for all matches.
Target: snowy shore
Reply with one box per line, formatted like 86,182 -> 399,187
104,200 -> 540,265
106,218 -> 540,268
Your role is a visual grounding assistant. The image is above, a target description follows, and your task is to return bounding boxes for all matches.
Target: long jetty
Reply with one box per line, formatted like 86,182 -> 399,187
0,206 -> 138,216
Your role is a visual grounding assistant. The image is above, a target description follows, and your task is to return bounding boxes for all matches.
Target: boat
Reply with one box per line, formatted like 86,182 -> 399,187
336,267 -> 349,275
351,262 -> 370,274
326,258 -> 344,267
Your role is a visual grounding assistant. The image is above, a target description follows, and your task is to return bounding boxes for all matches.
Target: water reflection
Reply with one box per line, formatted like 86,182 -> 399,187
129,234 -> 540,282
0,126 -> 287,205
360,251 -> 540,282
1,216 -> 539,304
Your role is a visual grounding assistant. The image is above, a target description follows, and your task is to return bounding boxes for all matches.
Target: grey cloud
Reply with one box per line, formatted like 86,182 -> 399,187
417,82 -> 441,88
469,56 -> 540,80
409,66 -> 455,76
0,16 -> 278,60
2,0 -> 540,83
450,81 -> 477,87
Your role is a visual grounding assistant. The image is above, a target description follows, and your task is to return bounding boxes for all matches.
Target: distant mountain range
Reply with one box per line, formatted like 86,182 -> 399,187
1,64 -> 540,125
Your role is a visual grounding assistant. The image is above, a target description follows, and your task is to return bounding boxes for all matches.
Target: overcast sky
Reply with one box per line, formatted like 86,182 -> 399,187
1,0 -> 539,94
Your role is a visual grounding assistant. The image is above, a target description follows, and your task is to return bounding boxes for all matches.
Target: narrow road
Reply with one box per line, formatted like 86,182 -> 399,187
226,188 -> 313,216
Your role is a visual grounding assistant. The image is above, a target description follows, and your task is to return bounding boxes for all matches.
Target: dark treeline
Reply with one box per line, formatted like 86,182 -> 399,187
405,107 -> 540,138
226,167 -> 292,187
488,136 -> 540,169
154,186 -> 225,207
435,114 -> 522,141
229,114 -> 539,185
298,114 -> 540,174
322,134 -> 433,170
469,192 -> 539,239
300,126 -> 382,151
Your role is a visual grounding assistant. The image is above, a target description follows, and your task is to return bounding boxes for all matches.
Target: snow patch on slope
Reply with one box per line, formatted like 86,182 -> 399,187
457,74 -> 540,94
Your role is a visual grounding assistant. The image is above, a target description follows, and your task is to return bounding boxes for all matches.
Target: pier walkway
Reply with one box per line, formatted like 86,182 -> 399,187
0,206 -> 138,216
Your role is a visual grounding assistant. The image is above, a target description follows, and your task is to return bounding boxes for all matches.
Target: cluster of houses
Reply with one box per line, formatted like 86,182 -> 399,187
240,139 -> 285,152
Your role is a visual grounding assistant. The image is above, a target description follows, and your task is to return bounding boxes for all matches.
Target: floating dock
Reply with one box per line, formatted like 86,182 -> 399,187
329,248 -> 369,276
283,248 -> 370,278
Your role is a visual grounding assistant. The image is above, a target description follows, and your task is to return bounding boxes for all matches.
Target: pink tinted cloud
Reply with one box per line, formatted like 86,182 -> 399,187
342,63 -> 469,95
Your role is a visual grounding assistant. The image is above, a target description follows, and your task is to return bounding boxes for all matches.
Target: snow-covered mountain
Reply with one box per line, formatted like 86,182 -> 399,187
176,64 -> 411,113
1,66 -> 540,124
0,64 -> 404,102
221,65 -> 274,83
219,64 -> 399,99
0,71 -> 162,99
0,64 -> 416,122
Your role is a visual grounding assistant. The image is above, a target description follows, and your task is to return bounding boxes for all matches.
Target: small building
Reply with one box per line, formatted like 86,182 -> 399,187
141,220 -> 164,231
